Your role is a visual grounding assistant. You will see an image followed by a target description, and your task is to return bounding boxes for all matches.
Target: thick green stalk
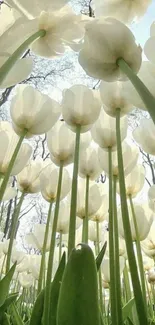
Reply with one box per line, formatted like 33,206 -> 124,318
0,129 -> 27,202
129,195 -> 147,310
117,58 -> 155,124
43,162 -> 63,325
68,125 -> 81,256
37,201 -> 53,295
82,175 -> 89,244
123,263 -> 132,302
108,147 -> 118,325
96,220 -> 104,315
0,30 -> 46,85
6,192 -> 25,273
116,107 -> 148,325
59,231 -> 62,263
113,175 -> 123,325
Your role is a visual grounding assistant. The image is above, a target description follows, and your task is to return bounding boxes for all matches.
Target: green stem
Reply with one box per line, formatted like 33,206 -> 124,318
68,125 -> 81,256
0,130 -> 27,202
6,192 -> 25,273
108,147 -> 117,325
37,201 -> 53,295
43,162 -> 63,325
84,175 -> 89,244
82,217 -> 86,243
59,231 -> 62,263
123,263 -> 132,302
116,107 -> 148,325
96,220 -> 104,315
0,202 -> 4,227
117,58 -> 155,124
0,30 -> 46,85
129,194 -> 147,311
113,175 -> 123,325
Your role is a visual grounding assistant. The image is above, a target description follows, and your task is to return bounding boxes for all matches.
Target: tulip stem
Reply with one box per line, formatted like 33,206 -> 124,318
68,125 -> 81,256
0,129 -> 27,202
43,161 -> 63,325
59,231 -> 62,263
116,107 -> 148,325
37,200 -> 53,295
82,175 -> 89,243
0,29 -> 46,86
108,147 -> 117,325
113,175 -> 123,325
6,192 -> 25,273
129,194 -> 147,310
117,58 -> 155,124
96,220 -> 104,315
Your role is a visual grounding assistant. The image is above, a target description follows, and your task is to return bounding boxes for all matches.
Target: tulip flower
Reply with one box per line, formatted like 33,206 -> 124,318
6,0 -> 70,17
39,163 -> 71,203
0,178 -> 17,201
26,224 -> 51,251
10,85 -> 61,138
0,121 -> 32,177
47,121 -> 91,166
98,141 -> 139,177
133,119 -> 155,155
92,0 -> 152,24
144,21 -> 155,64
148,185 -> 155,212
76,178 -> 103,219
117,165 -> 145,198
78,144 -> 103,180
100,80 -> 133,117
18,272 -> 34,288
88,220 -> 105,243
91,110 -> 128,151
102,256 -> 125,283
141,221 -> 155,258
148,268 -> 155,283
118,204 -> 154,241
62,84 -> 101,133
79,18 -> 142,82
16,158 -> 44,194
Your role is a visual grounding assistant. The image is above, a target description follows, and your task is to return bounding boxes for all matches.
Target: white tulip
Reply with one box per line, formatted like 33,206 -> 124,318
98,141 -> 139,176
79,18 -> 142,82
0,122 -> 32,176
40,163 -> 71,202
62,85 -> 101,133
10,85 -> 61,138
91,110 -> 128,151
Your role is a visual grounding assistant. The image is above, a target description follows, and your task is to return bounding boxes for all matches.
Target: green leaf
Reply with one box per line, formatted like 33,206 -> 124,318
0,263 -> 17,307
9,303 -> 24,325
122,298 -> 135,321
0,293 -> 18,319
2,313 -> 11,325
96,241 -> 107,271
49,252 -> 66,325
57,244 -> 100,325
29,252 -> 66,325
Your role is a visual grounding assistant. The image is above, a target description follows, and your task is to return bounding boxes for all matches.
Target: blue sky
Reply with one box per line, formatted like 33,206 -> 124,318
131,0 -> 155,46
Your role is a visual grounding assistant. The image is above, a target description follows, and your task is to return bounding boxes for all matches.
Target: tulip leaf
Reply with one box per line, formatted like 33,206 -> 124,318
122,298 -> 135,321
9,303 -> 24,325
96,241 -> 107,271
29,252 -> 66,325
49,252 -> 66,325
57,244 -> 100,325
0,293 -> 18,320
29,289 -> 44,325
0,263 -> 17,307
2,313 -> 11,325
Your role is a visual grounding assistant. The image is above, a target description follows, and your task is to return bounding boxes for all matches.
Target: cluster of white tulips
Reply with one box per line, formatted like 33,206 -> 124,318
1,0 -> 155,324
